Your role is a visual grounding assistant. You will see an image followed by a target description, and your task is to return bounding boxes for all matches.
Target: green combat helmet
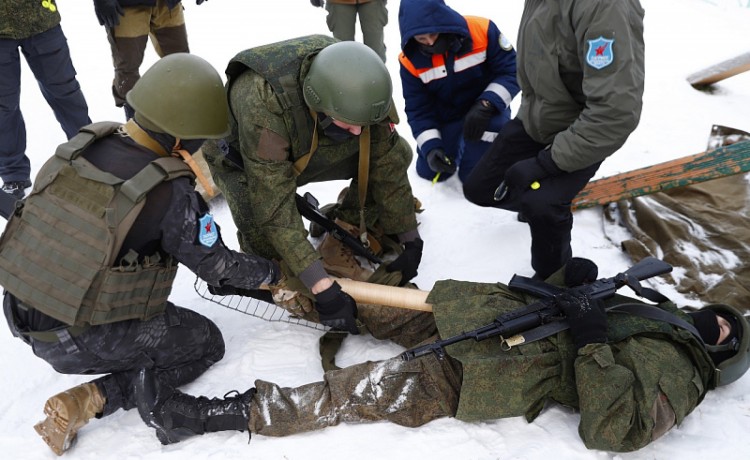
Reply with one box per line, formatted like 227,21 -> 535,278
126,53 -> 230,139
303,41 -> 393,125
704,304 -> 750,386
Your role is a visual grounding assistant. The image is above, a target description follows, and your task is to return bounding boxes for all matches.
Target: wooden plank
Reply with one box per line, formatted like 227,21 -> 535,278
572,140 -> 750,210
687,51 -> 750,87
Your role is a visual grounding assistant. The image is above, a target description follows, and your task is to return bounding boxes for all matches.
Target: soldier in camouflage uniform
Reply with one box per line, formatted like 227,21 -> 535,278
0,0 -> 91,198
0,54 -> 279,455
309,0 -> 389,62
136,258 -> 750,452
202,37 -> 433,345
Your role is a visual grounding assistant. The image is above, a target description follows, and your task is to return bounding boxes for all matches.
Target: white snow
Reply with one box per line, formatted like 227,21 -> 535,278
2,1 -> 749,459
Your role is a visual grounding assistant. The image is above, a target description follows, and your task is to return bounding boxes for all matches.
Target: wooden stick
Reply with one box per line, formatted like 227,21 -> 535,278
334,278 -> 433,312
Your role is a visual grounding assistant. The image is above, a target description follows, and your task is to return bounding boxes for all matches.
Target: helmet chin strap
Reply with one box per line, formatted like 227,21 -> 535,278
172,139 -> 217,200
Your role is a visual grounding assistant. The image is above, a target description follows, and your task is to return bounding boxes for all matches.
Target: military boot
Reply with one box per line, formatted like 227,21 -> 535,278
34,382 -> 105,455
135,369 -> 254,445
317,219 -> 374,281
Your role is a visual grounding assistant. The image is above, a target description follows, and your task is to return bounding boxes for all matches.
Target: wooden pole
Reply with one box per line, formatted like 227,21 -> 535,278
334,278 -> 433,312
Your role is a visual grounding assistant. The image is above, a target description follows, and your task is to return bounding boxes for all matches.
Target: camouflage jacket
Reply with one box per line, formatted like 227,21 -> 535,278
0,0 -> 60,39
429,278 -> 715,452
204,36 -> 417,276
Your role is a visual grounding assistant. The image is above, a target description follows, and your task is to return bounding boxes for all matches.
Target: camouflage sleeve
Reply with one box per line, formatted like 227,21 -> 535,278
574,337 -> 702,452
366,123 -> 419,235
230,71 -> 321,276
160,179 -> 278,289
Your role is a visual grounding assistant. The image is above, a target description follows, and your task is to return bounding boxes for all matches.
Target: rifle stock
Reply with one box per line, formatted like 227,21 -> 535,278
295,192 -> 383,264
401,257 -> 672,361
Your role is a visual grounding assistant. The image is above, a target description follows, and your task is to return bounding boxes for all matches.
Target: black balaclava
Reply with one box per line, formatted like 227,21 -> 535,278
689,309 -> 741,364
418,33 -> 460,56
318,113 -> 357,143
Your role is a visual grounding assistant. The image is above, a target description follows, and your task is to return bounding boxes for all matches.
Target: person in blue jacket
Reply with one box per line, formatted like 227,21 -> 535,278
397,0 -> 518,184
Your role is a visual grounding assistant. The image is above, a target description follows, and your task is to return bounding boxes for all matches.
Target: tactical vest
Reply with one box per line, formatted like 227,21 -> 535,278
225,34 -> 337,162
0,122 -> 194,326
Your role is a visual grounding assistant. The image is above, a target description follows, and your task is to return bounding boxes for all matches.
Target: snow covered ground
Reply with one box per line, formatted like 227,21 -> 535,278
1,1 -> 749,459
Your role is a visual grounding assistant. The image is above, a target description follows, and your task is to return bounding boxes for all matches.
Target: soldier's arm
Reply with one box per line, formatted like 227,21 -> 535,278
573,337 -> 701,452
552,0 -> 645,172
160,179 -> 278,290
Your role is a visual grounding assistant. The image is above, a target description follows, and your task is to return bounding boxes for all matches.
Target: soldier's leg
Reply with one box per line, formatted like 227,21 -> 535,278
0,38 -> 30,184
358,0 -> 388,62
523,163 -> 599,279
325,3 -> 357,42
107,7 -> 151,109
20,25 -> 91,140
30,303 -> 225,416
250,353 -> 462,436
149,1 -> 190,57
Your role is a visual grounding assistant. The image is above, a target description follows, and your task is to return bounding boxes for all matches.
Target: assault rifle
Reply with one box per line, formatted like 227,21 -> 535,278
295,192 -> 383,264
401,257 -> 672,361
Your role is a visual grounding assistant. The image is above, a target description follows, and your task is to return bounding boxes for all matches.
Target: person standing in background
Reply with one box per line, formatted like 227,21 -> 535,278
310,0 -> 388,62
92,0 -> 210,119
0,0 -> 91,198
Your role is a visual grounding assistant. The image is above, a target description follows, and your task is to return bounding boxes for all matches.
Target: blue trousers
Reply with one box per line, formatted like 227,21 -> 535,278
0,25 -> 90,182
415,108 -> 510,183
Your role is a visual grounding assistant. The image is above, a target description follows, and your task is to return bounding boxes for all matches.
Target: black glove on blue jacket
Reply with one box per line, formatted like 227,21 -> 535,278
463,100 -> 496,142
426,148 -> 456,175
314,282 -> 359,335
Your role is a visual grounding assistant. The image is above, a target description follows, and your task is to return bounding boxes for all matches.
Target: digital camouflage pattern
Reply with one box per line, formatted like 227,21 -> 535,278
247,275 -> 716,452
0,0 -> 61,39
203,36 -> 418,277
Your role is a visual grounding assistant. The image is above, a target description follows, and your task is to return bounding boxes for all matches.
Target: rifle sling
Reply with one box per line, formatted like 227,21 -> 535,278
508,274 -> 669,304
508,303 -> 703,349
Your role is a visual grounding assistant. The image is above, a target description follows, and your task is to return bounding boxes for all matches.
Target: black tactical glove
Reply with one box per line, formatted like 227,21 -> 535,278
563,257 -> 599,288
503,147 -> 563,190
426,148 -> 456,175
93,0 -> 124,28
314,282 -> 359,334
197,0 -> 207,4
386,238 -> 424,286
463,100 -> 495,142
557,293 -> 607,350
310,0 -> 324,7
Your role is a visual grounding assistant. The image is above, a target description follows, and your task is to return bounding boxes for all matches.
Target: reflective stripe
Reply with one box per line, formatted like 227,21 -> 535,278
481,131 -> 499,143
416,129 -> 441,150
454,51 -> 487,73
486,82 -> 513,107
418,65 -> 447,84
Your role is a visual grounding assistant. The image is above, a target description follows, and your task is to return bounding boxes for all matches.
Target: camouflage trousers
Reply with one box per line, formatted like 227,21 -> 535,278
248,351 -> 463,436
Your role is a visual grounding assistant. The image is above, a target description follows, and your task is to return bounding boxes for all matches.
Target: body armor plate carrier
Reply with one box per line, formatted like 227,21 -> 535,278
0,122 -> 194,326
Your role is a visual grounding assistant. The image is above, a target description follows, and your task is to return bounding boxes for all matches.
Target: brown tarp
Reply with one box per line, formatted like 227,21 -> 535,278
605,173 -> 750,312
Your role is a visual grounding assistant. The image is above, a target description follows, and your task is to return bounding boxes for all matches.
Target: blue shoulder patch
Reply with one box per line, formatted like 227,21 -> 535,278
586,36 -> 615,70
198,213 -> 218,247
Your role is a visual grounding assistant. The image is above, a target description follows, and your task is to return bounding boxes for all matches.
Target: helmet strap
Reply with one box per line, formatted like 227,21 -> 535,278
357,126 -> 371,247
172,141 -> 217,200
120,119 -> 169,157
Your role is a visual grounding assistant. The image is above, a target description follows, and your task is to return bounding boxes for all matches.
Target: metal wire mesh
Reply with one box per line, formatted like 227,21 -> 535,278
193,276 -> 328,331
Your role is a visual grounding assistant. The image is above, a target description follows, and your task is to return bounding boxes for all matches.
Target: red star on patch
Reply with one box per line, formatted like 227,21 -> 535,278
595,44 -> 608,56
204,221 -> 212,233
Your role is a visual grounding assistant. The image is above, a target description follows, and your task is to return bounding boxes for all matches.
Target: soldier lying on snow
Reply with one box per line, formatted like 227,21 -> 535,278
135,258 -> 750,453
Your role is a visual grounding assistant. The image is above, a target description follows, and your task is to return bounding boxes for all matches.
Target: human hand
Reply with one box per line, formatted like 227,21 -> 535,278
314,282 -> 359,334
503,147 -> 562,190
557,293 -> 607,350
385,238 -> 424,286
93,0 -> 123,28
426,148 -> 456,174
463,100 -> 495,142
